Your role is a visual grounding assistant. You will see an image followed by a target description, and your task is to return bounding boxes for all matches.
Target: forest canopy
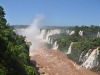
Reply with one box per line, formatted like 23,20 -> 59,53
0,6 -> 38,75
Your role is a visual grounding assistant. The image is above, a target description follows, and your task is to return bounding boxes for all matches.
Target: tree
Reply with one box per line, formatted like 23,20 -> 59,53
0,6 -> 38,75
0,6 -> 7,29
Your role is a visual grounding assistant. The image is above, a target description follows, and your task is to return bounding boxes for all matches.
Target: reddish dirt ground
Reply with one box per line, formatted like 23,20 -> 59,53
30,44 -> 99,75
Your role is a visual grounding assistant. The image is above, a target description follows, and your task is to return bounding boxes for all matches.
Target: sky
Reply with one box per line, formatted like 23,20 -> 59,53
0,0 -> 100,26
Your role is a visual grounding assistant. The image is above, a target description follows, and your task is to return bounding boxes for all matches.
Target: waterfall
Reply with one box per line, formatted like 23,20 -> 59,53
79,30 -> 83,36
45,30 -> 50,42
48,37 -> 50,44
79,51 -> 84,63
50,37 -> 53,44
66,42 -> 73,54
79,49 -> 92,63
48,37 -> 53,44
66,30 -> 70,34
39,29 -> 46,39
97,31 -> 100,37
82,47 -> 99,69
69,31 -> 75,35
39,29 -> 63,44
52,41 -> 59,50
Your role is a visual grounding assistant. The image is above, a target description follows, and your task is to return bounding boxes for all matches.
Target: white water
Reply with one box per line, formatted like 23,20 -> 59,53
40,29 -> 61,43
97,31 -> 100,37
69,31 -> 75,35
48,37 -> 53,44
48,37 -> 51,44
66,42 -> 73,54
66,30 -> 70,34
82,47 -> 99,69
39,29 -> 46,39
16,14 -> 45,56
50,37 -> 53,44
79,49 -> 92,63
52,41 -> 59,50
79,30 -> 83,36
79,51 -> 84,63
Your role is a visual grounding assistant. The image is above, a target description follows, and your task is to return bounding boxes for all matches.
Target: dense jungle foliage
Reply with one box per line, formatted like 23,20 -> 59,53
0,6 -> 38,75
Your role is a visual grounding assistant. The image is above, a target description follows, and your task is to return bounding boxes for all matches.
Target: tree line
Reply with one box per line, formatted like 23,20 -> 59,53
0,6 -> 38,75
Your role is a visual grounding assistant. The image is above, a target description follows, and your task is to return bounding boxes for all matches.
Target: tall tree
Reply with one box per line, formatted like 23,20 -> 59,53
0,6 -> 38,75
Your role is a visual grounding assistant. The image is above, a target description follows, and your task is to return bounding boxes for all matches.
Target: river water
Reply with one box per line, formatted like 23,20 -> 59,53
30,43 -> 98,75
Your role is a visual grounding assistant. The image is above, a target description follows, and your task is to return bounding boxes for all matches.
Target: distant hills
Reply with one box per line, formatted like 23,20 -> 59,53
11,25 -> 74,29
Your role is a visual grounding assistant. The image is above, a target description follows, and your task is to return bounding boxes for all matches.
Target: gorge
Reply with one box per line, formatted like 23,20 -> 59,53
14,24 -> 100,75
12,14 -> 100,75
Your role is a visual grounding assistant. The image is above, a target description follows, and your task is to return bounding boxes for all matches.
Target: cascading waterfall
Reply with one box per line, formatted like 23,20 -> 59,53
39,29 -> 63,44
48,37 -> 51,44
79,30 -> 83,36
69,31 -> 75,35
39,29 -> 47,39
97,31 -> 100,37
79,49 -> 92,63
82,47 -> 99,69
52,41 -> 59,50
50,37 -> 53,44
66,42 -> 73,54
66,30 -> 70,34
45,30 -> 49,42
48,37 -> 53,44
79,51 -> 84,63
39,28 -> 76,44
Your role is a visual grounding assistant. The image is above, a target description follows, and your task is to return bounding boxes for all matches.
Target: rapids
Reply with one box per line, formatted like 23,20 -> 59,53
30,43 -> 99,75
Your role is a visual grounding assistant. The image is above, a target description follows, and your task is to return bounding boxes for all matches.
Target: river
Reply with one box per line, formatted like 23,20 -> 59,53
30,43 -> 99,75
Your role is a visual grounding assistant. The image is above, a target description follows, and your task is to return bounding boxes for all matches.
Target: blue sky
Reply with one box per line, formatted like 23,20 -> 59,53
0,0 -> 100,26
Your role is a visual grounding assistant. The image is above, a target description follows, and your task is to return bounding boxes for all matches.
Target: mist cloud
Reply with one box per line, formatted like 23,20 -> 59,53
17,14 -> 45,56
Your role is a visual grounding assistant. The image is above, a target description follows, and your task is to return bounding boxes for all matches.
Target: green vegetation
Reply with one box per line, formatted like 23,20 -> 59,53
11,25 -> 29,29
0,6 -> 38,75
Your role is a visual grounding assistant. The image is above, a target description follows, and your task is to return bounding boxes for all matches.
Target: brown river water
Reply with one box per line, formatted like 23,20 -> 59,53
30,43 -> 99,75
